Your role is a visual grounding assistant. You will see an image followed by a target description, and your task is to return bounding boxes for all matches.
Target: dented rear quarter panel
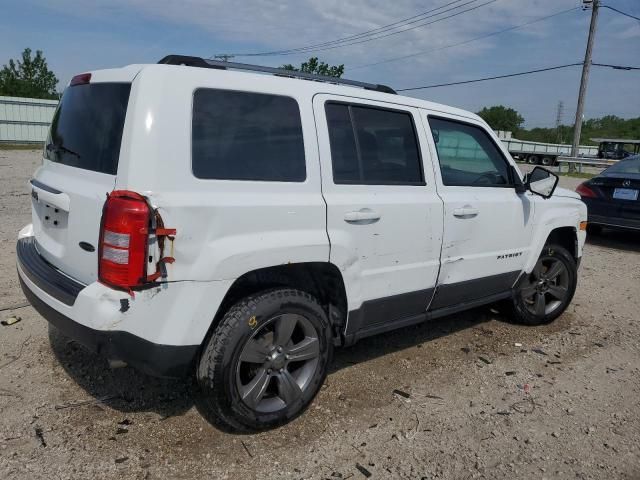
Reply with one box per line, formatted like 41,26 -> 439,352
114,65 -> 330,284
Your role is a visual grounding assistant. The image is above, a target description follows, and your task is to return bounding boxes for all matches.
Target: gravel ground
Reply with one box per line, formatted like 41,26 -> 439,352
1,150 -> 639,479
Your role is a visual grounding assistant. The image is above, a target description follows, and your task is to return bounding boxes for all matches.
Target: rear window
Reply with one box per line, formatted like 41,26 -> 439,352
45,83 -> 131,175
192,89 -> 306,182
604,156 -> 640,175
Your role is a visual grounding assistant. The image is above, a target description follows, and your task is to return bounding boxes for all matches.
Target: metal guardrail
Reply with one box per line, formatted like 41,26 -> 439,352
555,156 -> 615,173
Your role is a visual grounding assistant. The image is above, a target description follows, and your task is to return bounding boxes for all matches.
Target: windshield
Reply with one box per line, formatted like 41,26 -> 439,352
603,155 -> 640,175
45,82 -> 131,175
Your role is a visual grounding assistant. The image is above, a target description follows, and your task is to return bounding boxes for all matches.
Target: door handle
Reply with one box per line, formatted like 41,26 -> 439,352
453,206 -> 479,218
344,209 -> 381,224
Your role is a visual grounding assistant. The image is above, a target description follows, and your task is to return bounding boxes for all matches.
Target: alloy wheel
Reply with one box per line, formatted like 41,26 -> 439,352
235,313 -> 320,413
520,255 -> 570,317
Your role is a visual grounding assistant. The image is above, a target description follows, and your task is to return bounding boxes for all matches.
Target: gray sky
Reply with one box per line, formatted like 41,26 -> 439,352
2,0 -> 639,127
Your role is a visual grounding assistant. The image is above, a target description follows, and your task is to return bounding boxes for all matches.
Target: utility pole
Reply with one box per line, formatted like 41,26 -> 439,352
555,100 -> 564,143
571,0 -> 599,165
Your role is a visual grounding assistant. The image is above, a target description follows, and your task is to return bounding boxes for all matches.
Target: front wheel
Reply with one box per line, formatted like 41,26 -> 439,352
197,289 -> 333,431
509,244 -> 577,325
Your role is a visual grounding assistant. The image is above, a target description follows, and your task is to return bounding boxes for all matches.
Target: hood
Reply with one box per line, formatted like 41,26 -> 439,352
553,187 -> 580,200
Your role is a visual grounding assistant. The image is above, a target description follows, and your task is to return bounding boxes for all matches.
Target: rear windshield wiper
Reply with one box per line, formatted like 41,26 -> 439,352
46,143 -> 81,159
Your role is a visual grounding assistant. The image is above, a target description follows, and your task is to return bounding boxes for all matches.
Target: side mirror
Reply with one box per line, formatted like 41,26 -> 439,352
527,166 -> 559,199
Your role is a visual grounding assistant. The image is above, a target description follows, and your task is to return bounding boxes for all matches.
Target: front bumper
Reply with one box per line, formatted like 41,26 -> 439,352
17,236 -> 199,378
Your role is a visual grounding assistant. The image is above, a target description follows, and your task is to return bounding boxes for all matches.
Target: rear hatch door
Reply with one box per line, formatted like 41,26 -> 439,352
31,80 -> 131,285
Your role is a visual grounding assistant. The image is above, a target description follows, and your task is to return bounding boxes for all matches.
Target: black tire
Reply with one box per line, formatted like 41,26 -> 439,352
509,244 -> 577,326
527,155 -> 540,165
197,288 -> 333,431
541,156 -> 554,167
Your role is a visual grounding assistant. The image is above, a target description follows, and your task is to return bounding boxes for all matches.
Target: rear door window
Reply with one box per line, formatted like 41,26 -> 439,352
325,102 -> 424,185
192,89 -> 306,182
45,83 -> 131,175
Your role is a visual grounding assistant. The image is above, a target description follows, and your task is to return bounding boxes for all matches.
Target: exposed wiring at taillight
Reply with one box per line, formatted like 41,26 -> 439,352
98,190 -> 175,292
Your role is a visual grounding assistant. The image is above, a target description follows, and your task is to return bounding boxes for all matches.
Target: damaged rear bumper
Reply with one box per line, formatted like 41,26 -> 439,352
16,236 -> 198,378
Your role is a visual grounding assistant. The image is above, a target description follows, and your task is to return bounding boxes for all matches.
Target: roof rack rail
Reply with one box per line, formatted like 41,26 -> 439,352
158,55 -> 396,95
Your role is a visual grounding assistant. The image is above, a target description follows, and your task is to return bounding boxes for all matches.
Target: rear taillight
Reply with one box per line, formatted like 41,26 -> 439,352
99,190 -> 150,289
576,183 -> 596,198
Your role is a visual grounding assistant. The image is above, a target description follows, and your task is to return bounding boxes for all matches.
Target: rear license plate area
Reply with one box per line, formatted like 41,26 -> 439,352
613,188 -> 638,201
33,197 -> 68,229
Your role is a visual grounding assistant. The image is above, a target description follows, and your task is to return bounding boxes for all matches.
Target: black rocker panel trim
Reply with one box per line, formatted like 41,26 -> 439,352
345,288 -> 433,337
428,270 -> 521,311
344,270 -> 521,345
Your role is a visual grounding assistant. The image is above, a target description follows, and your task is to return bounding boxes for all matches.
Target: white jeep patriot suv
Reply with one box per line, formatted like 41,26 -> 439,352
17,55 -> 587,431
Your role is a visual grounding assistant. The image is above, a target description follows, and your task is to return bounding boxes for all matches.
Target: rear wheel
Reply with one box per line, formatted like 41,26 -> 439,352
527,155 -> 540,165
541,156 -> 554,166
509,244 -> 577,325
197,288 -> 332,431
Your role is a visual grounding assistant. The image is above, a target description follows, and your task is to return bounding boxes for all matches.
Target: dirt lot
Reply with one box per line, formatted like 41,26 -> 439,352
1,150 -> 639,479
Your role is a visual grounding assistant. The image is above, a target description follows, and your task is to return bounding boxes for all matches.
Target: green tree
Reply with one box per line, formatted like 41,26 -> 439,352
281,57 -> 344,78
0,48 -> 58,99
477,105 -> 525,133
516,116 -> 640,146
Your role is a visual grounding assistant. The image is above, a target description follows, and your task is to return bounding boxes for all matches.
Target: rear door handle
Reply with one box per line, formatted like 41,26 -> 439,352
453,206 -> 479,218
344,209 -> 381,224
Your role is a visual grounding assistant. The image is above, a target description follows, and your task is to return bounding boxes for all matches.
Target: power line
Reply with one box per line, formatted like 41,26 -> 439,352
350,6 -> 579,70
601,5 -> 640,22
396,62 -> 639,91
217,0 -> 497,58
398,63 -> 582,91
216,0 -> 475,57
275,0 -> 498,56
592,62 -> 640,70
229,0 -> 471,57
